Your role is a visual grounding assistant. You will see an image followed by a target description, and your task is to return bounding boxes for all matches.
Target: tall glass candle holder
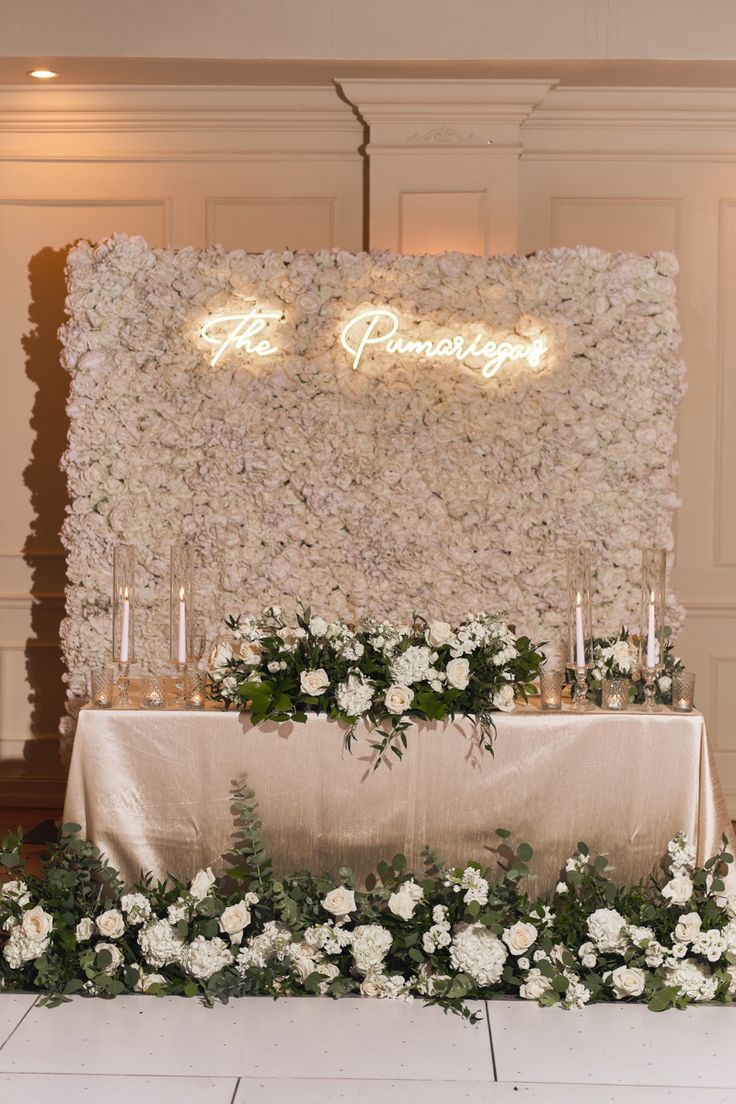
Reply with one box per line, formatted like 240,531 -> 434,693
639,547 -> 666,711
112,544 -> 136,707
170,544 -> 194,703
566,546 -> 594,711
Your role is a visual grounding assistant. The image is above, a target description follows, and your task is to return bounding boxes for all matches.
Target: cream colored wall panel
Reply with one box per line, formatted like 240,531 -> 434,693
399,191 -> 485,255
715,199 -> 736,566
550,197 -> 681,255
206,196 -> 336,251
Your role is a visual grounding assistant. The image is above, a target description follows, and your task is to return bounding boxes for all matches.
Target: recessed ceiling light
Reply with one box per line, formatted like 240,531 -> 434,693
28,69 -> 58,80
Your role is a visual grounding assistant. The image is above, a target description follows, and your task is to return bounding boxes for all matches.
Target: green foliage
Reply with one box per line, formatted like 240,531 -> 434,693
211,608 -> 545,769
0,784 -> 734,1017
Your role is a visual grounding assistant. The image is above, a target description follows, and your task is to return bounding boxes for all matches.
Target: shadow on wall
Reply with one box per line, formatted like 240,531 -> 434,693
16,246 -> 71,800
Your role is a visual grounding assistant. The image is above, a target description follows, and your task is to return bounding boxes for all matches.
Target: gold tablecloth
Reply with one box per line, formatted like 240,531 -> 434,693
63,703 -> 734,892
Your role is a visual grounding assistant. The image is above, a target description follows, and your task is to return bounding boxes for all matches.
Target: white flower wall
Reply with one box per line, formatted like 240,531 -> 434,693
58,235 -> 685,728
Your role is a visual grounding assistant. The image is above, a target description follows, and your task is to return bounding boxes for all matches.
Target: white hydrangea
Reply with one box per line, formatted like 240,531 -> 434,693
444,866 -> 489,906
180,936 -> 233,980
449,923 -> 507,987
138,919 -> 185,968
390,646 -> 435,686
351,925 -> 393,976
664,958 -> 718,1001
236,921 -> 293,973
335,672 -> 374,717
3,928 -> 49,969
586,908 -> 628,953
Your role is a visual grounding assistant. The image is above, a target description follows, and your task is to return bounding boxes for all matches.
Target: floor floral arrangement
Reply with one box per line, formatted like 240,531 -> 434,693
208,607 -> 543,766
0,785 -> 734,1016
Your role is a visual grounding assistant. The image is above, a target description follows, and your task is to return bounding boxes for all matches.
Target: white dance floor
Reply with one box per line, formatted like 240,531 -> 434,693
0,995 -> 734,1102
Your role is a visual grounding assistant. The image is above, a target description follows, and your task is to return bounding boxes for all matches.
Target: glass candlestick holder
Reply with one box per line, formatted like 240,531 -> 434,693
642,666 -> 660,711
184,664 -> 206,709
116,661 -> 132,708
571,666 -> 590,711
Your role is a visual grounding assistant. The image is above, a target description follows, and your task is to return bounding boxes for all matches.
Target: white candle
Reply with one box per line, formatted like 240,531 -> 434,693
178,586 -> 187,664
575,592 -> 585,668
646,590 -> 656,668
120,587 -> 130,663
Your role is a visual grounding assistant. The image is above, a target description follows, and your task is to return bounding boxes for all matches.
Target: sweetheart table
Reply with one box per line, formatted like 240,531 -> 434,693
62,697 -> 734,893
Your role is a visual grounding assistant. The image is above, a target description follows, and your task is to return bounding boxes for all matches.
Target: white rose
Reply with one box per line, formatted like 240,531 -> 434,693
96,909 -> 125,940
662,875 -> 694,907
610,965 -> 646,999
135,972 -> 167,993
446,658 -> 470,691
674,912 -> 702,944
300,668 -> 330,697
219,901 -> 252,936
209,640 -> 233,673
21,906 -> 53,943
388,880 -> 424,921
502,921 -> 538,956
309,616 -> 329,637
95,942 -> 124,976
239,641 -> 263,666
322,886 -> 356,918
426,621 -> 452,647
359,973 -> 384,997
555,882 -> 569,895
0,881 -> 31,909
519,968 -> 552,1001
189,868 -> 216,901
75,917 -> 95,942
492,684 -> 515,712
384,685 -> 414,715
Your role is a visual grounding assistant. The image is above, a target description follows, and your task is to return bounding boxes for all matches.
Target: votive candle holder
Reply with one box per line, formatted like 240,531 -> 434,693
540,669 -> 564,711
672,671 -> 696,712
90,666 -> 114,708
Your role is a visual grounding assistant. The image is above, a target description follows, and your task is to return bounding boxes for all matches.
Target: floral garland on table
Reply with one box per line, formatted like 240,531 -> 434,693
575,627 -> 685,706
1,785 -> 735,1015
208,607 -> 543,767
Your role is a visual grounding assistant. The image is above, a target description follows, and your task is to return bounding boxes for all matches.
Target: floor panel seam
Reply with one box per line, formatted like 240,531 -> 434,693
484,1000 -> 498,1082
229,1075 -> 241,1103
0,999 -> 38,1055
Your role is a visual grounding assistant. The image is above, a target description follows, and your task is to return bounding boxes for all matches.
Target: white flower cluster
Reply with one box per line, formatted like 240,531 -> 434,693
58,238 -> 685,748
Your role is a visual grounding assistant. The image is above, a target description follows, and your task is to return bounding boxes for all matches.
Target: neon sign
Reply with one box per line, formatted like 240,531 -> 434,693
200,308 -> 281,367
200,306 -> 547,379
340,308 -> 546,378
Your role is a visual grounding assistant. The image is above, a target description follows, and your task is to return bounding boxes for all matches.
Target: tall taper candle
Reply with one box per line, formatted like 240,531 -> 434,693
120,587 -> 130,663
575,592 -> 585,669
646,590 -> 656,668
178,586 -> 187,664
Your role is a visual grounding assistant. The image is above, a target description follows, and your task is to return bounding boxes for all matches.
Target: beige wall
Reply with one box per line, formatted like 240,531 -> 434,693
2,78 -> 735,810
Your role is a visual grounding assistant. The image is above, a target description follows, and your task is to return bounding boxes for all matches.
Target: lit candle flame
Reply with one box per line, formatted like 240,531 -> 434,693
179,586 -> 185,601
576,592 -> 582,606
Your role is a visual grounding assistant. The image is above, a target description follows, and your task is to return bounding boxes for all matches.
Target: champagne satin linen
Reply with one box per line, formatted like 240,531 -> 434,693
63,703 -> 735,892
